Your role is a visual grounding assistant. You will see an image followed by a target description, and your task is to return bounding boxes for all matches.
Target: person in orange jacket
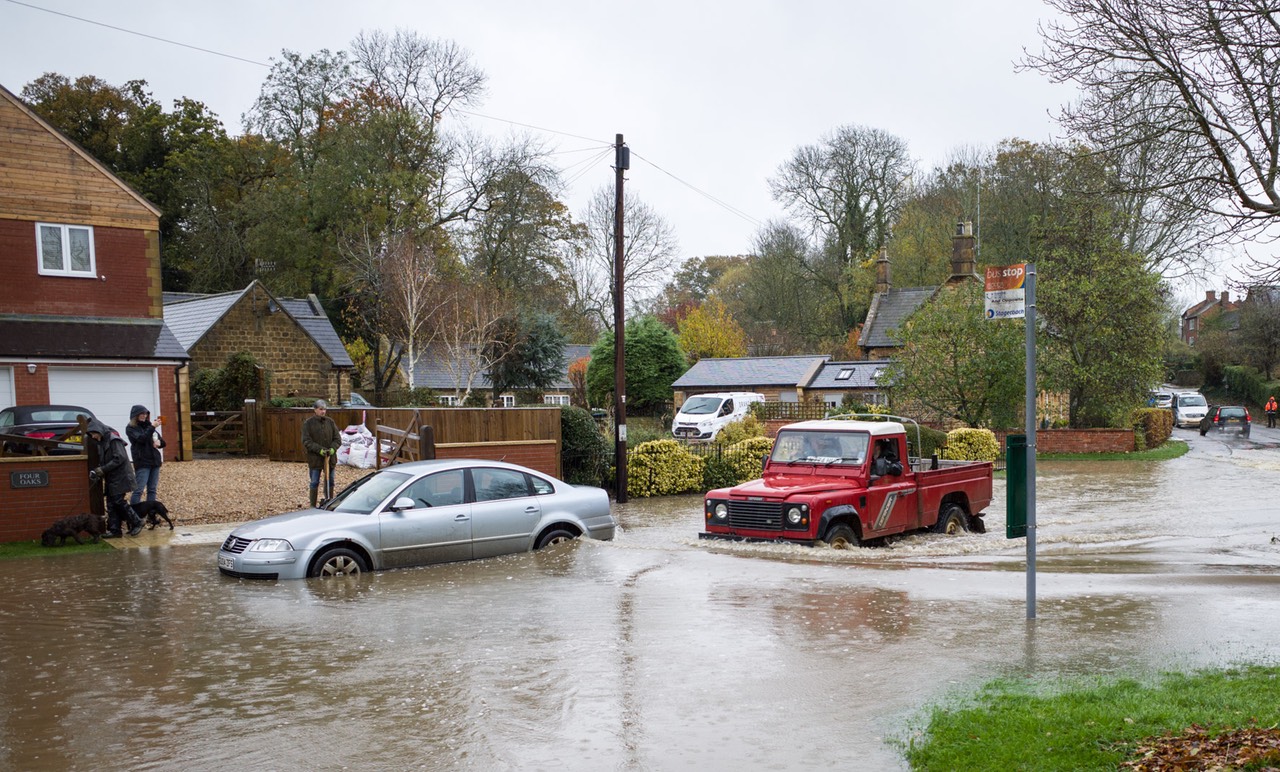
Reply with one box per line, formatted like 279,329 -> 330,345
1266,395 -> 1277,429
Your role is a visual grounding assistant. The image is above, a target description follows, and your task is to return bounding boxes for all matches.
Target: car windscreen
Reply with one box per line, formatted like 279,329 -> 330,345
1178,395 -> 1206,407
771,430 -> 869,465
679,396 -> 723,416
325,470 -> 412,514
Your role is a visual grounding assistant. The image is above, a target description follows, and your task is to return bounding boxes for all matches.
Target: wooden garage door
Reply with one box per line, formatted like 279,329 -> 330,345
48,367 -> 159,438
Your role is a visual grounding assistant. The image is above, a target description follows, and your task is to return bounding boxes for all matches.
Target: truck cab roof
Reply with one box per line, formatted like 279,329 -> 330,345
780,420 -> 905,436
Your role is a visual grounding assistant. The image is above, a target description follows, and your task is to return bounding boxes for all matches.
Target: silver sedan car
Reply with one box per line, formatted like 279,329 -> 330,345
217,459 -> 615,580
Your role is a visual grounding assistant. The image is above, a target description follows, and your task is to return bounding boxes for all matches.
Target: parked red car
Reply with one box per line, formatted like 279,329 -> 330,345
1199,405 -> 1250,438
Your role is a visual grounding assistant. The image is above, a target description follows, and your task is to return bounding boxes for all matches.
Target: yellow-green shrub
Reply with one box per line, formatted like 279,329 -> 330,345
727,436 -> 774,482
714,415 -> 766,446
940,428 -> 999,462
627,439 -> 706,498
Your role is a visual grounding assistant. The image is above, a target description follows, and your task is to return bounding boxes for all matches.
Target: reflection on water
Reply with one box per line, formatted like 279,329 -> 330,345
3,442 -> 1280,769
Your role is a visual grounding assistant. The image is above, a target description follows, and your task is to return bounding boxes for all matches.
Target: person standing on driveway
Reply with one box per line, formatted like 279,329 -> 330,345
1267,396 -> 1277,429
85,418 -> 143,538
127,405 -> 166,505
302,399 -> 340,507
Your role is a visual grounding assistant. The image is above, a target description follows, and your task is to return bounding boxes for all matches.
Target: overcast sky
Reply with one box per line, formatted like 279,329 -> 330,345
1,0 -> 1236,303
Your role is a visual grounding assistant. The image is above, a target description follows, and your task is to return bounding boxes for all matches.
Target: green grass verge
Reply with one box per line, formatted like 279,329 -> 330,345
0,539 -> 113,560
902,666 -> 1280,770
1038,439 -> 1189,462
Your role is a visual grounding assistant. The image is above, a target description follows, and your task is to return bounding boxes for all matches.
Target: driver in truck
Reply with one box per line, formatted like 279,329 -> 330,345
870,439 -> 902,479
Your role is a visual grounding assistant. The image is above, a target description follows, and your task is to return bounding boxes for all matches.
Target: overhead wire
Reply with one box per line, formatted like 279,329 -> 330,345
630,150 -> 764,228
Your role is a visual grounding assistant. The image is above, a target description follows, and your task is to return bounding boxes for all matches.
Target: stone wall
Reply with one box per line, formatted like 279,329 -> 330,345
191,284 -> 345,402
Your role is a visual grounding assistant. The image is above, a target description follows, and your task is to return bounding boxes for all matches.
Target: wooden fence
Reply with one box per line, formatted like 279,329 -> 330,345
256,406 -> 562,473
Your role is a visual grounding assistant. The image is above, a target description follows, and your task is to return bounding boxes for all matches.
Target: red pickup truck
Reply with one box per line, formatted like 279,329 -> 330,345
701,418 -> 993,547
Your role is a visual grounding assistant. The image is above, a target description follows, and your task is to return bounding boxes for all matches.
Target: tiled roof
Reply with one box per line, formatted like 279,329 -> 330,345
162,285 -> 352,367
858,287 -> 937,349
162,289 -> 245,350
276,297 -> 353,368
671,355 -> 829,389
406,343 -> 593,393
807,360 -> 892,389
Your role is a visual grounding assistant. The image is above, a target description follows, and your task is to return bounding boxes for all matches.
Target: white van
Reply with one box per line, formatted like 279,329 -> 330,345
671,392 -> 766,441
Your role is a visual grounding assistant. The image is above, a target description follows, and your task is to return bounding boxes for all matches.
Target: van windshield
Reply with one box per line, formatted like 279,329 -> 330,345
1178,394 -> 1206,407
680,396 -> 724,415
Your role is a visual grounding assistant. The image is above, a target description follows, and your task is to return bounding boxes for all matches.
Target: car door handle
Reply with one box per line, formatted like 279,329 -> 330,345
525,506 -> 538,514
454,514 -> 470,521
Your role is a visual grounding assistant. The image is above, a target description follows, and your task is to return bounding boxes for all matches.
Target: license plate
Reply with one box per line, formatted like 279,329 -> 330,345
217,555 -> 235,570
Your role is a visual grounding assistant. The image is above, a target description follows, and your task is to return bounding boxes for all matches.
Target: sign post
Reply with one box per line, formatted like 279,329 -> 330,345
985,263 -> 1037,620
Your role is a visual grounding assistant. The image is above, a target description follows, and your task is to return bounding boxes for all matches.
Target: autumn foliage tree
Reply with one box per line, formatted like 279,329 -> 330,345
676,299 -> 748,364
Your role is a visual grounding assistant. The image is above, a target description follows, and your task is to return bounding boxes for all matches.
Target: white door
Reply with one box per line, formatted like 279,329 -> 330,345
0,367 -> 12,410
48,367 -> 159,442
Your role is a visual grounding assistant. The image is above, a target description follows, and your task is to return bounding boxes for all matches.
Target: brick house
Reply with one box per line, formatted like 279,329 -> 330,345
163,281 -> 353,403
857,222 -> 983,359
799,359 -> 892,408
1181,289 -> 1239,347
0,83 -> 189,457
403,344 -> 593,406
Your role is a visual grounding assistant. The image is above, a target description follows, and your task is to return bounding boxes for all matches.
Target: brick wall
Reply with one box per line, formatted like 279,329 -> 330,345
0,455 -> 92,543
434,441 -> 559,479
994,428 -> 1135,454
191,284 -> 346,402
0,220 -> 156,319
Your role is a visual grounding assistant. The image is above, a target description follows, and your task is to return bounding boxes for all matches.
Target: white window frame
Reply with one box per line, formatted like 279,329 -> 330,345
543,394 -> 571,406
36,223 -> 96,278
438,395 -> 460,406
835,369 -> 853,381
499,394 -> 516,408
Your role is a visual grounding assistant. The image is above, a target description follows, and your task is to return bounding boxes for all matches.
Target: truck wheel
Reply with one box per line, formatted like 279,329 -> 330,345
825,524 -> 859,549
933,505 -> 968,535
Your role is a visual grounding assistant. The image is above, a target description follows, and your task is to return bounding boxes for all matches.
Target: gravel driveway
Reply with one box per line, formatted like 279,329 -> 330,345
159,457 -> 370,525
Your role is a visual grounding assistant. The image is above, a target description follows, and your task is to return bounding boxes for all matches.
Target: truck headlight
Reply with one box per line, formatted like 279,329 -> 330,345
787,507 -> 802,524
714,503 -> 728,519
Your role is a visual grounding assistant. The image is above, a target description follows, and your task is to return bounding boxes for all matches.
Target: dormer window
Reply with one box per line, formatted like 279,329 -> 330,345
37,223 -> 95,277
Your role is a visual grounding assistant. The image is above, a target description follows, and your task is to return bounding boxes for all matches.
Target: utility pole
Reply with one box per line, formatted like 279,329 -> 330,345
613,134 -> 629,502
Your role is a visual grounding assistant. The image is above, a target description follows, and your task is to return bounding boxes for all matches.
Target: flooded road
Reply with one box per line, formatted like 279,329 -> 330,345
2,427 -> 1279,770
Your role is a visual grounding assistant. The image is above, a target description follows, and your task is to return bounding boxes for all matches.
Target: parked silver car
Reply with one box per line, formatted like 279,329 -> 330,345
217,459 -> 615,580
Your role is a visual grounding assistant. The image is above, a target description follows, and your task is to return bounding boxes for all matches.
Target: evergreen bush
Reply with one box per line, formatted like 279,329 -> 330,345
1131,407 -> 1173,450
627,439 -> 705,498
940,428 -> 1000,462
561,406 -> 611,487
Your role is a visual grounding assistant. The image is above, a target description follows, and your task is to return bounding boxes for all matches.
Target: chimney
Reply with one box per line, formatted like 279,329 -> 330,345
874,247 -> 891,294
1221,290 -> 1230,305
1206,290 -> 1217,303
949,221 -> 977,282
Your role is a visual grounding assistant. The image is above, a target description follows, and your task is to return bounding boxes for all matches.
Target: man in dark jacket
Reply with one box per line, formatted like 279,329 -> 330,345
302,399 -> 341,507
86,418 -> 143,538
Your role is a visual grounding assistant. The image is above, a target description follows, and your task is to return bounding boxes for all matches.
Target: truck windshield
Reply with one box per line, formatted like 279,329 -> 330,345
771,430 -> 869,465
680,396 -> 723,415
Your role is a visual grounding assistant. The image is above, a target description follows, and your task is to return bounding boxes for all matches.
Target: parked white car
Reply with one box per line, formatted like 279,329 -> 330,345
671,392 -> 766,441
1173,392 -> 1209,428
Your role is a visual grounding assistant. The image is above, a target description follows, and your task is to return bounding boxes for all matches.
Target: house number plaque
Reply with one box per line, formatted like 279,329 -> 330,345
10,471 -> 49,489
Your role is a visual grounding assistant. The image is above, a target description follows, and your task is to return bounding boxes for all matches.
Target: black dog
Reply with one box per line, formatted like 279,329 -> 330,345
131,501 -> 174,530
41,513 -> 106,546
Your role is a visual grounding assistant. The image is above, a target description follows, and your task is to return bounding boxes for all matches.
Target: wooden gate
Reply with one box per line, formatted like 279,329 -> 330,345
190,410 -> 246,454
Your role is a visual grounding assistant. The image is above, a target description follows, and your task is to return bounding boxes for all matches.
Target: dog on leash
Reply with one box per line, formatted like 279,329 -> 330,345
131,500 -> 174,530
41,513 -> 107,546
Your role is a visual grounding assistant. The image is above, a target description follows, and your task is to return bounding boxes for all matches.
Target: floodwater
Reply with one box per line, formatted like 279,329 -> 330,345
3,427 -> 1280,770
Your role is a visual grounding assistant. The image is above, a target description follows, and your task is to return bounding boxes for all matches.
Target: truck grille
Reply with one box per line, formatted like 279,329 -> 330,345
727,500 -> 783,530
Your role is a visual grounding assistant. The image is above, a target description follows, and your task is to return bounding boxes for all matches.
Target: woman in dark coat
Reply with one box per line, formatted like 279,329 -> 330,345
127,404 -> 166,505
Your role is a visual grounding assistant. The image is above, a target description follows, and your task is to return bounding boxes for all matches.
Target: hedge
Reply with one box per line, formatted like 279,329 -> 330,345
628,439 -> 705,498
1222,365 -> 1280,409
561,406 -> 611,486
940,428 -> 1000,462
907,426 -> 949,459
1131,407 -> 1173,451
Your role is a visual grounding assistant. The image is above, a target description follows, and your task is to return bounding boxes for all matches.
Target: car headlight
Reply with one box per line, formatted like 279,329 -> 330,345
248,538 -> 294,552
714,503 -> 728,519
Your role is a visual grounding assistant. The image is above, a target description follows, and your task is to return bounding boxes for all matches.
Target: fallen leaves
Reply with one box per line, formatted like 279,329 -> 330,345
1121,723 -> 1280,771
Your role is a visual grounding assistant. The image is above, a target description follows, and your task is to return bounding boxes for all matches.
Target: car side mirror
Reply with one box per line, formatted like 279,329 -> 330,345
390,497 -> 416,511
761,454 -> 769,473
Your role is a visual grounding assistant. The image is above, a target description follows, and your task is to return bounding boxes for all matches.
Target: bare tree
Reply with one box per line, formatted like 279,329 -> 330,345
433,280 -> 516,402
379,233 -> 449,389
570,186 -> 680,329
1025,1 -> 1280,273
769,124 -> 914,267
